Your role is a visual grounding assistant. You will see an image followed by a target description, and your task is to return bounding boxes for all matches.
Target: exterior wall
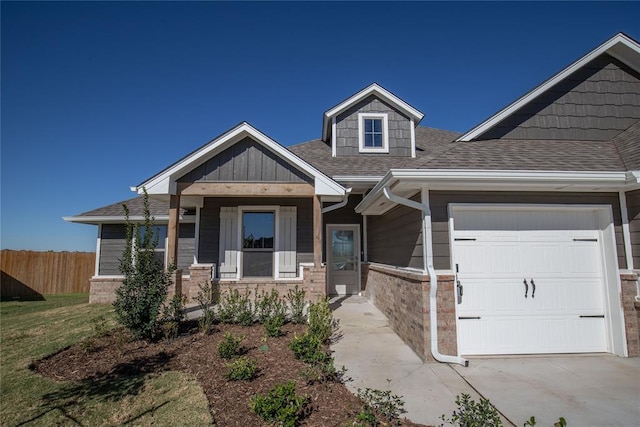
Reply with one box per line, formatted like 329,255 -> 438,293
335,95 -> 413,156
323,194 -> 364,262
477,54 -> 640,141
620,272 -> 640,357
98,223 -> 196,275
367,195 -> 423,269
98,224 -> 127,275
178,136 -> 312,184
429,191 -> 625,270
364,264 -> 457,360
198,197 -> 313,267
627,190 -> 640,268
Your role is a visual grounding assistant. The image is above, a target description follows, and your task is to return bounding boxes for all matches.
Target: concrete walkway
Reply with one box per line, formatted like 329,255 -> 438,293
330,296 -> 640,427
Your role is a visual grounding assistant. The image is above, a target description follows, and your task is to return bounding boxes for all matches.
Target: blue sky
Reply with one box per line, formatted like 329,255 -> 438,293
1,1 -> 638,252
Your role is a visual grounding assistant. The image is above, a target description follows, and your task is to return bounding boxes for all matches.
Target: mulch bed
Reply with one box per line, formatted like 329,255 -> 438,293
32,321 -> 426,426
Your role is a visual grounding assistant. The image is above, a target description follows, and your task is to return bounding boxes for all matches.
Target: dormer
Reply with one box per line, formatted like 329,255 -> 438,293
322,83 -> 424,157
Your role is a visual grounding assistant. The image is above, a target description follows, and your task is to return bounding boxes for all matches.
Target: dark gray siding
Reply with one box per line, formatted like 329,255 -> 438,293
99,224 -> 126,275
335,95 -> 413,156
368,194 -> 423,269
477,54 -> 640,141
430,191 -> 625,270
627,190 -> 640,268
198,197 -> 313,267
178,137 -> 312,184
323,194 -> 364,261
178,223 -> 195,271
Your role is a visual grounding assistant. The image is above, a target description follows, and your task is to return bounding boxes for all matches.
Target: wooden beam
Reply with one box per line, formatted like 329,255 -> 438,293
177,182 -> 315,197
167,194 -> 180,267
313,195 -> 322,268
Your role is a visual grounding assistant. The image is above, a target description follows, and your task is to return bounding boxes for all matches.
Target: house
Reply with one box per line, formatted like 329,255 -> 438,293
65,33 -> 640,363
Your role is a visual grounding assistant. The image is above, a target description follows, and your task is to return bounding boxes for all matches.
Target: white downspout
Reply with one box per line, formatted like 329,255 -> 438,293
382,186 -> 468,366
322,188 -> 352,214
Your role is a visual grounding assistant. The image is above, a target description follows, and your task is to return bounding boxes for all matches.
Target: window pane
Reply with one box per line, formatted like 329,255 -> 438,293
373,119 -> 382,132
364,119 -> 373,132
243,212 -> 274,249
365,133 -> 373,147
373,134 -> 382,147
138,225 -> 167,249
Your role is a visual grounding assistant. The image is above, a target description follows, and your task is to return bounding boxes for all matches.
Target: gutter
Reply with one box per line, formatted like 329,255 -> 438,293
322,188 -> 352,214
382,186 -> 468,366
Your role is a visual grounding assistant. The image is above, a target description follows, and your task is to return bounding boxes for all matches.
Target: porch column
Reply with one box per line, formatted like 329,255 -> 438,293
168,194 -> 182,295
313,195 -> 322,268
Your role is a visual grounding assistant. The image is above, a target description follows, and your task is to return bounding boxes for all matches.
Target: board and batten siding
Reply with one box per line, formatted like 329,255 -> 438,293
197,197 -> 313,268
335,95 -> 413,157
626,189 -> 640,268
429,191 -> 625,270
98,223 -> 196,275
367,195 -> 423,269
477,54 -> 640,141
178,137 -> 312,184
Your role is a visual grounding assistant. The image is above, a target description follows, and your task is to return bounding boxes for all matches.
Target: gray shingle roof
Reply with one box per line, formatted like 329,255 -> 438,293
289,127 -> 461,176
612,120 -> 640,171
76,196 -> 176,218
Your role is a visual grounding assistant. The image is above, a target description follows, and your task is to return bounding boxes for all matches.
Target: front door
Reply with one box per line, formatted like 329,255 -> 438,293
327,225 -> 360,295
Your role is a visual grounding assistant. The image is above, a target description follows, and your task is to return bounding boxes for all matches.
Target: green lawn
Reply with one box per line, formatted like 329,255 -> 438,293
0,294 -> 212,426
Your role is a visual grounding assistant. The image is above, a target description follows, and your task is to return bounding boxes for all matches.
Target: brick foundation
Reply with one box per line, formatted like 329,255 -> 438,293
89,264 -> 327,305
364,264 -> 457,361
621,272 -> 640,357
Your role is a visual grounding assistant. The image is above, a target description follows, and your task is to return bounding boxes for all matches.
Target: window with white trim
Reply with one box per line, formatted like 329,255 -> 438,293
358,113 -> 389,153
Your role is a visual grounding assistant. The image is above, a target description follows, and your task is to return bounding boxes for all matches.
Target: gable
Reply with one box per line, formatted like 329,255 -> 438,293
334,95 -> 414,157
477,54 -> 640,141
177,136 -> 313,184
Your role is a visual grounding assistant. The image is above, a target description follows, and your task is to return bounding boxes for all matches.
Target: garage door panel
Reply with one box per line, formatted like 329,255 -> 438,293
453,208 -> 607,356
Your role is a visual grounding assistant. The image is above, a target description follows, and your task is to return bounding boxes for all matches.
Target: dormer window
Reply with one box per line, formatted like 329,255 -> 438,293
358,113 -> 389,153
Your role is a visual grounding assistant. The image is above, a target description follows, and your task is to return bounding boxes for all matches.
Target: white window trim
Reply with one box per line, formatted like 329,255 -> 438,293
358,113 -> 389,153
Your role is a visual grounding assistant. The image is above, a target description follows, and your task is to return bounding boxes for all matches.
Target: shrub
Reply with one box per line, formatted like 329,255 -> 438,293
162,320 -> 179,340
217,332 -> 244,359
524,416 -> 568,427
357,387 -> 407,426
113,189 -> 176,340
218,288 -> 254,325
225,356 -> 258,381
162,293 -> 187,324
264,313 -> 286,337
195,281 -> 217,334
289,332 -> 329,365
440,393 -> 502,427
308,298 -> 337,344
286,285 -> 307,324
249,381 -> 310,427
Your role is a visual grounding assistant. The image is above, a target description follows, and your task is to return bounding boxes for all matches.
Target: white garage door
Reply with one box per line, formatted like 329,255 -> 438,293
453,208 -> 607,355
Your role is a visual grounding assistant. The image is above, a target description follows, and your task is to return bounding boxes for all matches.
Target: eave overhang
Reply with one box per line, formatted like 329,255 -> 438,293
457,32 -> 640,142
356,169 -> 638,215
322,83 -> 424,142
133,122 -> 345,197
62,215 -> 197,225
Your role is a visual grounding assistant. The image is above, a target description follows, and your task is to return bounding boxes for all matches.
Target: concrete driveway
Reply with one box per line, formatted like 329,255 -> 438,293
330,296 -> 640,426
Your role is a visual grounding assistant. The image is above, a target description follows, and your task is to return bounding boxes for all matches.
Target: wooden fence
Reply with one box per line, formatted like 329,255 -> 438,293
1,250 -> 96,299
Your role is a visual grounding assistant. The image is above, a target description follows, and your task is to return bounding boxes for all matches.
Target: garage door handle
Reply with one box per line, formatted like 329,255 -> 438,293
530,279 -> 535,298
523,279 -> 529,298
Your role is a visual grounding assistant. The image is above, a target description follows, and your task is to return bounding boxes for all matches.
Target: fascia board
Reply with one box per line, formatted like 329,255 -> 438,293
356,169 -> 630,214
457,33 -> 640,142
134,122 -> 344,197
63,215 -> 197,224
322,83 -> 425,141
